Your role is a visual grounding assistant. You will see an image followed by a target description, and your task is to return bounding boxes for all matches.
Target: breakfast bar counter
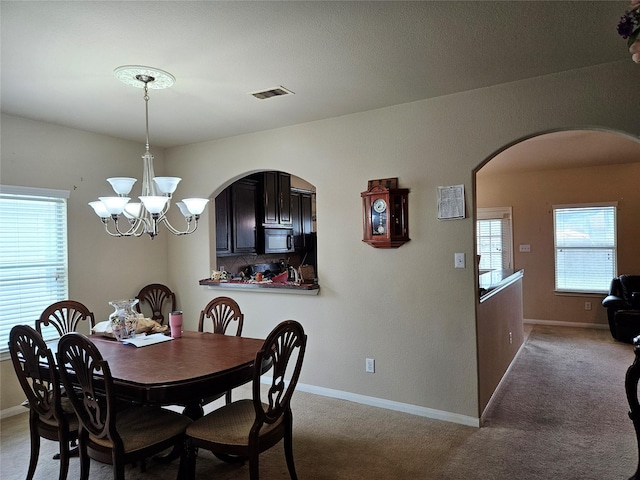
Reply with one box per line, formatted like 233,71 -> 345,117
199,278 -> 320,295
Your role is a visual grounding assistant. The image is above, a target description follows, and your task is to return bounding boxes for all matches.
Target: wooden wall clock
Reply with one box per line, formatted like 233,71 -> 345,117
361,179 -> 410,248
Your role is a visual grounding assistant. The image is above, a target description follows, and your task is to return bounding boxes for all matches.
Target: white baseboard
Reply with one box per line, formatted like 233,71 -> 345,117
524,318 -> 609,330
0,405 -> 27,420
480,338 -> 528,423
294,382 -> 480,428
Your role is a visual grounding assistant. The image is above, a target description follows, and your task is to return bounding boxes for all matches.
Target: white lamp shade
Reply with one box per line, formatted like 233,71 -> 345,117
139,196 -> 169,214
123,202 -> 142,219
89,201 -> 111,218
98,197 -> 130,215
153,177 -> 182,194
181,198 -> 209,215
107,177 -> 137,195
176,201 -> 191,218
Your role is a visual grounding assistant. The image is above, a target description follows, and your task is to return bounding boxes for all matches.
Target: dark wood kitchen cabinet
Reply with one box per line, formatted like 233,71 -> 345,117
291,188 -> 313,250
215,179 -> 257,256
263,171 -> 292,226
215,186 -> 232,254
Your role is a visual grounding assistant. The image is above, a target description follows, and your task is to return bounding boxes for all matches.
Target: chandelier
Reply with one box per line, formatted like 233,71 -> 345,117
89,66 -> 208,239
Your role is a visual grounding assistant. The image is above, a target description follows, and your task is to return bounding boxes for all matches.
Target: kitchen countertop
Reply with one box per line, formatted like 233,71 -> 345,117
479,269 -> 524,302
199,278 -> 320,295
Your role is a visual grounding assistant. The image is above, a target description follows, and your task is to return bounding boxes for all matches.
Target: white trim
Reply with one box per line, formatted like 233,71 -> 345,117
480,338 -> 528,423
294,382 -> 480,427
0,184 -> 70,199
524,318 -> 609,330
552,201 -> 618,209
0,405 -> 27,420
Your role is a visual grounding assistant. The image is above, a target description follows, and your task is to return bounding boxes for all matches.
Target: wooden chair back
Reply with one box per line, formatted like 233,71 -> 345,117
135,283 -> 176,326
35,300 -> 95,337
56,333 -> 118,457
253,320 -> 307,427
198,296 -> 244,335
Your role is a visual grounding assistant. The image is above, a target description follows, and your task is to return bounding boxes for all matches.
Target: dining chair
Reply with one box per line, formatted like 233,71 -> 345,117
9,325 -> 79,480
56,332 -> 192,480
198,296 -> 245,404
35,300 -> 96,337
34,300 -> 94,463
135,283 -> 176,326
181,320 -> 307,480
198,296 -> 244,336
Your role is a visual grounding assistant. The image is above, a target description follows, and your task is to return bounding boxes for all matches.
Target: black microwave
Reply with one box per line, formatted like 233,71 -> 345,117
263,228 -> 294,254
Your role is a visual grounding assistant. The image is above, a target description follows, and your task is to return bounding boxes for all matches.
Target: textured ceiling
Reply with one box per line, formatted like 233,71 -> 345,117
1,1 -> 637,169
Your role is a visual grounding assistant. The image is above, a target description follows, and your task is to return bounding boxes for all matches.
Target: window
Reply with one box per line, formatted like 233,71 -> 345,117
0,185 -> 69,355
477,207 -> 512,271
553,203 -> 616,294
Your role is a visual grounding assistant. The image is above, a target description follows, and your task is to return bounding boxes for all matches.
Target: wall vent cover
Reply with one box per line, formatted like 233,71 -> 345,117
250,86 -> 294,100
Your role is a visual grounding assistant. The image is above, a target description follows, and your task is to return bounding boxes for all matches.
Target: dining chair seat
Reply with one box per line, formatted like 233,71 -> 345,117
88,406 -> 191,454
186,399 -> 282,447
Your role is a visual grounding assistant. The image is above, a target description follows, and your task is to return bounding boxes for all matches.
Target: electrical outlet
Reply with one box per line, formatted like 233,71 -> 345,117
585,301 -> 592,311
365,358 -> 375,373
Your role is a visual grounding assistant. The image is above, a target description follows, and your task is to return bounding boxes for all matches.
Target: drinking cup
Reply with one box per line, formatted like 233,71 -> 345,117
169,311 -> 183,338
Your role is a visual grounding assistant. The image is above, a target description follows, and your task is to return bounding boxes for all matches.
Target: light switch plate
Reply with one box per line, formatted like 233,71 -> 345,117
454,253 -> 465,268
519,244 -> 531,252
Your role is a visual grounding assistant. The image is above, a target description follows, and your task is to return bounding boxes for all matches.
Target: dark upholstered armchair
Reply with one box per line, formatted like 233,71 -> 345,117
602,275 -> 640,343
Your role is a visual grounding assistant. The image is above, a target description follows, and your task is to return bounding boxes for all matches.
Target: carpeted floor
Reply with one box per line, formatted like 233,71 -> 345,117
1,325 -> 636,479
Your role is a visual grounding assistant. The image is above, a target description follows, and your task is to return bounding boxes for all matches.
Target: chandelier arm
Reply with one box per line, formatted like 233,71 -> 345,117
110,216 -> 148,237
157,215 -> 200,236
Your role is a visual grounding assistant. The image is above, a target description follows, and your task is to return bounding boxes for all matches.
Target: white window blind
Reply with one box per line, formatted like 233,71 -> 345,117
553,203 -> 616,294
0,185 -> 69,354
477,207 -> 512,270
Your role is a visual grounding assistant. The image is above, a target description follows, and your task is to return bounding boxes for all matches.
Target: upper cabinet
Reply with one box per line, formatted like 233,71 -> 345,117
263,171 -> 292,227
216,179 -> 258,256
291,188 -> 313,250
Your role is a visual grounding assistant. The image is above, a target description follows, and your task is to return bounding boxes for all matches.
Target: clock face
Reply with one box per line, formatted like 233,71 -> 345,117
371,199 -> 387,236
372,198 -> 387,213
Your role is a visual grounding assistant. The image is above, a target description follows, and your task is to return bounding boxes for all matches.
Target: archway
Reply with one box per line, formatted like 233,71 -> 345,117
473,128 -> 640,417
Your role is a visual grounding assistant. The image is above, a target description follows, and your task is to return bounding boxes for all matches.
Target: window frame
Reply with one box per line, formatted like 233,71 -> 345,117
476,207 -> 513,271
0,185 -> 70,359
552,202 -> 617,295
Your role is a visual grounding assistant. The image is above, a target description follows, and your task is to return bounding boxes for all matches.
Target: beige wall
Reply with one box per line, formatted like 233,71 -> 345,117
477,161 -> 640,326
2,60 -> 639,421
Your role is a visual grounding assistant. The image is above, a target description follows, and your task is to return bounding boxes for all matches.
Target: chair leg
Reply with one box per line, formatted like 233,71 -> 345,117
78,432 -> 91,480
248,451 -> 260,480
225,389 -> 232,404
113,458 -> 125,480
284,414 -> 298,480
58,437 -> 71,480
27,421 -> 40,480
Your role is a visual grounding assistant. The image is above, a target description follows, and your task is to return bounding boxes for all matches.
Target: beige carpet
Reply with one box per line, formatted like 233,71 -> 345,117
1,325 -> 636,479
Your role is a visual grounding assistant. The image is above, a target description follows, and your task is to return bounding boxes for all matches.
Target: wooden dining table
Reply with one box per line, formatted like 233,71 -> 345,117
54,331 -> 266,419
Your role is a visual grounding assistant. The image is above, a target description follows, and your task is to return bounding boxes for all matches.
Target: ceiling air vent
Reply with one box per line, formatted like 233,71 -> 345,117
250,86 -> 294,100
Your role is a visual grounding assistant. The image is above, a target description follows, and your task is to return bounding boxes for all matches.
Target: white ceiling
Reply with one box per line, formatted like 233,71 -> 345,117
1,1 -> 638,170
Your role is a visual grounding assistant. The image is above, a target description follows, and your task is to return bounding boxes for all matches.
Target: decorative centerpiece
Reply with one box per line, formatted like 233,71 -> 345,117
618,0 -> 640,63
108,299 -> 140,341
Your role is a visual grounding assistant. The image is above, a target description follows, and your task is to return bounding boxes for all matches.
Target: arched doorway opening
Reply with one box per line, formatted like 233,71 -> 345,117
473,128 -> 640,417
208,171 -> 317,282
